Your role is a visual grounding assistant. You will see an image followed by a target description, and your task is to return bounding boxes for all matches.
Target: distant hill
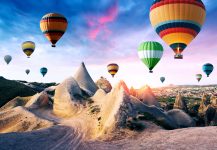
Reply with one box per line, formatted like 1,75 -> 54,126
0,77 -> 37,107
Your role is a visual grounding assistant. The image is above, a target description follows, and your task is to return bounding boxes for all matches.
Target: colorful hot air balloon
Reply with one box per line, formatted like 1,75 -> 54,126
107,63 -> 119,77
150,0 -> 206,59
4,55 -> 12,65
40,13 -> 68,47
203,63 -> 214,77
26,69 -> 30,75
40,67 -> 48,77
138,41 -> 164,73
160,77 -> 165,83
22,41 -> 35,58
196,74 -> 202,82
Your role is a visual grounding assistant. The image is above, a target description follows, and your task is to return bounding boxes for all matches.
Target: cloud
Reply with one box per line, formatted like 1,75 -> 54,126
85,0 -> 118,40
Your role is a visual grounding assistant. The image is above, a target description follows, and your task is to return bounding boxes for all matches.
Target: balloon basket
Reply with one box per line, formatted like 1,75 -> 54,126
174,54 -> 183,59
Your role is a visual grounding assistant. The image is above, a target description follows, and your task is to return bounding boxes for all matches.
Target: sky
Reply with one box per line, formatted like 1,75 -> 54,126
0,0 -> 217,88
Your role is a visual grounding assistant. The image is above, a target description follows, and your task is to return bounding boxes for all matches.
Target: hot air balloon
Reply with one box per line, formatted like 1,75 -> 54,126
196,74 -> 202,82
40,67 -> 48,77
107,63 -> 119,77
40,13 -> 68,47
22,41 -> 35,58
138,41 -> 164,73
4,55 -> 12,65
203,63 -> 214,77
150,0 -> 206,59
26,69 -> 30,75
160,77 -> 165,83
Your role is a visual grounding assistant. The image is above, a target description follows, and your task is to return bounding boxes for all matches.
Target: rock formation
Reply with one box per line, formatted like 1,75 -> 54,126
173,92 -> 188,112
74,62 -> 98,96
198,94 -> 208,116
129,85 -> 160,107
95,77 -> 112,93
25,92 -> 50,109
53,77 -> 84,117
210,95 -> 217,107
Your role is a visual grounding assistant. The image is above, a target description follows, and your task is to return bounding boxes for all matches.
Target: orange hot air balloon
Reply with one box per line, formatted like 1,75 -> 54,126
40,13 -> 68,47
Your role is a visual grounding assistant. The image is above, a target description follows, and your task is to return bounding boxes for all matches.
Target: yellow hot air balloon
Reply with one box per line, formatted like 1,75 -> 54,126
149,0 -> 206,59
40,13 -> 68,47
22,41 -> 35,58
107,63 -> 119,77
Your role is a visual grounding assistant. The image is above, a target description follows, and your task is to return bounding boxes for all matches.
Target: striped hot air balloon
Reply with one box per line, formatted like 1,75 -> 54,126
150,0 -> 206,59
22,41 -> 35,58
4,55 -> 12,65
40,67 -> 48,77
107,63 -> 119,77
138,41 -> 164,73
202,63 -> 214,77
196,74 -> 202,82
40,13 -> 68,47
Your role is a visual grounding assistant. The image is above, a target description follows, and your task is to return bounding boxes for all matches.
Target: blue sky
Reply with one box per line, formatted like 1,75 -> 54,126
0,0 -> 217,88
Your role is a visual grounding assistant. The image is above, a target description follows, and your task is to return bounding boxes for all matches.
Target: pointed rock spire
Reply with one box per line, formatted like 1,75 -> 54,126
173,92 -> 188,112
74,62 -> 98,96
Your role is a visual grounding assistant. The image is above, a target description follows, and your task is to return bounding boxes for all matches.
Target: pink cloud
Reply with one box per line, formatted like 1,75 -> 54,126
86,0 -> 118,40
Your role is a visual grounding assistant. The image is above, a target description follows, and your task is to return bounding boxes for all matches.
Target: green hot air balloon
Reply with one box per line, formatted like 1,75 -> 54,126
138,41 -> 164,73
40,67 -> 48,77
4,55 -> 12,65
196,74 -> 202,82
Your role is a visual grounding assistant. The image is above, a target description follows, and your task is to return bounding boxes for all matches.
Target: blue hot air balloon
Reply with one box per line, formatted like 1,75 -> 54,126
40,67 -> 48,77
202,63 -> 214,77
160,77 -> 165,83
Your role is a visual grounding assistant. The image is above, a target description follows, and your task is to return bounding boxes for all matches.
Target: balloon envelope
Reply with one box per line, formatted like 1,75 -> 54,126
4,55 -> 12,65
196,74 -> 202,82
107,63 -> 119,77
150,0 -> 206,59
138,41 -> 164,73
40,13 -> 68,47
202,63 -> 214,77
40,67 -> 48,77
26,69 -> 30,75
160,77 -> 165,83
22,41 -> 35,58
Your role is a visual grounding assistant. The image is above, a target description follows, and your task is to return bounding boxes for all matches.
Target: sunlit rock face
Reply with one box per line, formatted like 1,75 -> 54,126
95,77 -> 112,93
129,85 -> 160,107
53,77 -> 84,117
173,92 -> 188,112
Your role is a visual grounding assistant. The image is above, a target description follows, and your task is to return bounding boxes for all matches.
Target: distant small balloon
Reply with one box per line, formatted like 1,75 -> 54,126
160,77 -> 165,83
4,55 -> 12,65
26,69 -> 30,75
40,67 -> 48,77
202,63 -> 214,77
196,74 -> 202,82
107,63 -> 119,77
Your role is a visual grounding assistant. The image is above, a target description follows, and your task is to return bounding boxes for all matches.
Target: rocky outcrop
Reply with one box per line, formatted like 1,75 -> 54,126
53,77 -> 84,117
95,77 -> 112,93
210,95 -> 217,107
74,62 -> 98,96
173,92 -> 188,112
129,85 -> 160,107
25,92 -> 50,109
0,96 -> 31,112
0,77 -> 36,107
0,106 -> 53,133
198,94 -> 208,116
166,109 -> 195,128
